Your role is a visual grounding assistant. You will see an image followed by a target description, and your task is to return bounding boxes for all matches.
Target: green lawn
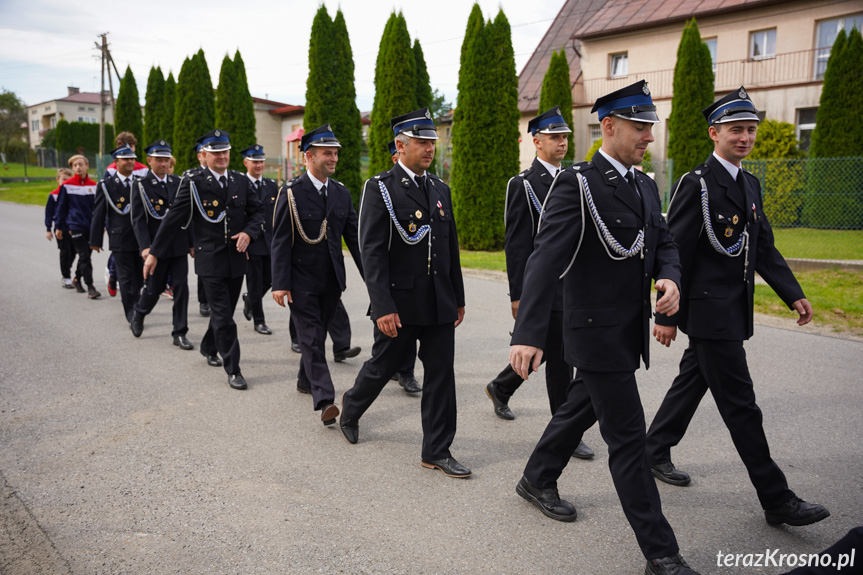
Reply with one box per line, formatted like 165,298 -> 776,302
772,228 -> 863,260
755,268 -> 863,335
0,180 -> 56,205
0,162 -> 59,178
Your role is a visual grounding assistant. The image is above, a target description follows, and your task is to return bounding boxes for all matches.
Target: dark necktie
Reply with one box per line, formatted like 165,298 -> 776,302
255,180 -> 261,192
219,175 -> 227,189
625,171 -> 640,198
122,178 -> 129,191
415,175 -> 428,202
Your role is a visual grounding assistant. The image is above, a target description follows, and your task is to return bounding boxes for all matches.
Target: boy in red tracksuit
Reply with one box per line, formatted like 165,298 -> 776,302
45,167 -> 76,288
54,155 -> 100,298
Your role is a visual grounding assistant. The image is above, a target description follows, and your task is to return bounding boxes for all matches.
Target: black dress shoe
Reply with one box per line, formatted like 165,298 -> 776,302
242,293 -> 252,321
228,373 -> 247,390
130,311 -> 144,337
572,440 -> 595,460
485,382 -> 514,420
646,553 -> 700,575
173,335 -> 194,350
199,303 -> 211,317
398,374 -> 422,394
516,476 -> 576,522
333,346 -> 361,362
254,323 -> 272,335
290,342 -> 301,353
651,461 -> 691,486
390,373 -> 399,382
73,278 -> 86,293
339,392 -> 358,444
765,496 -> 830,526
320,403 -> 339,426
296,383 -> 312,394
421,457 -> 472,478
200,349 -> 222,367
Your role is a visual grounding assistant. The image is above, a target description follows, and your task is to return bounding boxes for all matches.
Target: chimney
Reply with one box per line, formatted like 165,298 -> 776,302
67,86 -> 80,96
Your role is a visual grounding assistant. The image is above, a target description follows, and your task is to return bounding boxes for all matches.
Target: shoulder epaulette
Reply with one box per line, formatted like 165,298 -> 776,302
569,161 -> 593,172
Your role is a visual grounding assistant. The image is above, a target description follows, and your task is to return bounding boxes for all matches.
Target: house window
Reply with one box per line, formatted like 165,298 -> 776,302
589,124 -> 602,144
31,120 -> 39,132
814,13 -> 863,79
50,117 -> 57,128
703,37 -> 717,73
749,28 -> 776,60
609,52 -> 628,78
796,107 -> 817,151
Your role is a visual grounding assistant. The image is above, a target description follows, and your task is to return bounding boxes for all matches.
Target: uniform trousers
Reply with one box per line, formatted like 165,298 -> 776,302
524,369 -> 679,560
112,251 -> 144,322
56,233 -> 76,279
492,310 -> 572,414
372,323 -> 418,378
199,275 -> 244,375
197,276 -> 208,305
246,254 -> 272,325
343,323 -> 456,460
288,290 -> 340,410
289,299 -> 351,353
134,255 -> 189,337
645,336 -> 794,509
69,232 -> 93,287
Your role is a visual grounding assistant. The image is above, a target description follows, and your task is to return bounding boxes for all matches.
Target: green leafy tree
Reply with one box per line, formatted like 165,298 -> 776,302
429,88 -> 452,122
230,50 -> 256,171
160,72 -> 176,147
0,89 -> 27,161
53,120 -> 114,153
368,11 -> 417,177
539,48 -> 575,161
115,65 -> 144,148
413,39 -> 433,109
215,54 -> 254,171
304,5 -> 334,133
743,120 -> 805,227
173,52 -> 215,173
804,27 -> 863,228
668,18 -> 714,180
143,66 -> 165,145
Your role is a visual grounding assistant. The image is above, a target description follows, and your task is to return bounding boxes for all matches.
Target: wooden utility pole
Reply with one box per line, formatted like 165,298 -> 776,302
96,34 -> 108,156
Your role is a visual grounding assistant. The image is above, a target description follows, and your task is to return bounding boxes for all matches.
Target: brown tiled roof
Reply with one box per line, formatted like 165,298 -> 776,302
269,104 -> 304,116
253,96 -> 290,108
57,92 -> 104,105
518,0 -> 782,113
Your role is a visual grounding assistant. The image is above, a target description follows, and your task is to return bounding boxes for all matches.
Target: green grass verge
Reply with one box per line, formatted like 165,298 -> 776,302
459,249 -> 506,272
772,228 -> 863,260
755,268 -> 862,335
0,162 -> 60,178
0,180 -> 56,206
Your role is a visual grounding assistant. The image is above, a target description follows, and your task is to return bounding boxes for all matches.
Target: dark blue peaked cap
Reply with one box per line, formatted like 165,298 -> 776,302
591,80 -> 659,124
703,87 -> 760,125
144,139 -> 172,157
301,124 -> 341,152
240,144 -> 266,159
196,129 -> 231,152
391,108 -> 438,140
111,145 -> 136,159
528,107 -> 572,135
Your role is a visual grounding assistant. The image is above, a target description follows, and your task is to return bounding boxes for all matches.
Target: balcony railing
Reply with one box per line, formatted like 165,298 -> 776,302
575,48 -> 823,106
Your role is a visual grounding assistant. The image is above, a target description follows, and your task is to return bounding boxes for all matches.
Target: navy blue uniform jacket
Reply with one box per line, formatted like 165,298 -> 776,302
359,163 -> 465,326
150,168 -> 264,278
247,177 -> 279,257
89,175 -> 138,252
131,174 -> 192,259
511,152 -> 681,372
655,154 -> 803,341
270,173 -> 363,293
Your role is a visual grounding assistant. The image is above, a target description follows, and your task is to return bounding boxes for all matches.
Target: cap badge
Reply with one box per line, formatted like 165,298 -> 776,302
642,83 -> 650,95
739,88 -> 747,99
424,110 -> 431,120
214,130 -> 220,137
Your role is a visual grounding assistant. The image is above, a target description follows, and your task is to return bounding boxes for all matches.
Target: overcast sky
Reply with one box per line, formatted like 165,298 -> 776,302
1,0 -> 565,111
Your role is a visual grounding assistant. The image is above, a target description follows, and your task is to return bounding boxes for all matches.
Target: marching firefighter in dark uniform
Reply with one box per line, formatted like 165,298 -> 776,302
509,81 -> 701,575
90,145 -> 144,322
271,124 -> 364,426
143,129 -> 265,390
339,108 -> 469,479
129,140 -> 194,350
240,144 -> 279,336
645,87 -> 829,528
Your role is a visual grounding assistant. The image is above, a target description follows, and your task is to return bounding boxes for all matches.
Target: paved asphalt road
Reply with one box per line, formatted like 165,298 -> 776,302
1,200 -> 861,575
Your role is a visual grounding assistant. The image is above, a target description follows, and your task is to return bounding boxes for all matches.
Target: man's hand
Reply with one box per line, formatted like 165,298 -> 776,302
272,290 -> 292,307
189,247 -> 195,258
233,232 -> 251,252
143,254 -> 158,279
454,306 -> 465,328
46,231 -> 53,241
510,345 -> 543,380
141,247 -> 150,259
511,300 -> 519,320
654,279 -> 680,316
653,324 -> 677,347
90,246 -> 101,253
54,229 -> 63,240
792,298 -> 813,326
377,312 -> 401,338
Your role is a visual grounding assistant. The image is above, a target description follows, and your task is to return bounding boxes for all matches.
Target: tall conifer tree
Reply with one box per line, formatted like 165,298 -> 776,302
160,72 -> 176,147
143,66 -> 165,145
809,29 -> 849,158
539,49 -> 575,161
413,39 -> 433,109
330,10 -> 363,204
173,53 -> 215,173
115,65 -> 144,149
231,50 -> 257,171
304,6 -> 334,131
368,12 -> 417,177
668,19 -> 714,180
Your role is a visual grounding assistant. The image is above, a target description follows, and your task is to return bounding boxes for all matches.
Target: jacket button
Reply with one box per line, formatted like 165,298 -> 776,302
587,318 -> 593,324
615,219 -> 621,224
703,291 -> 709,295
